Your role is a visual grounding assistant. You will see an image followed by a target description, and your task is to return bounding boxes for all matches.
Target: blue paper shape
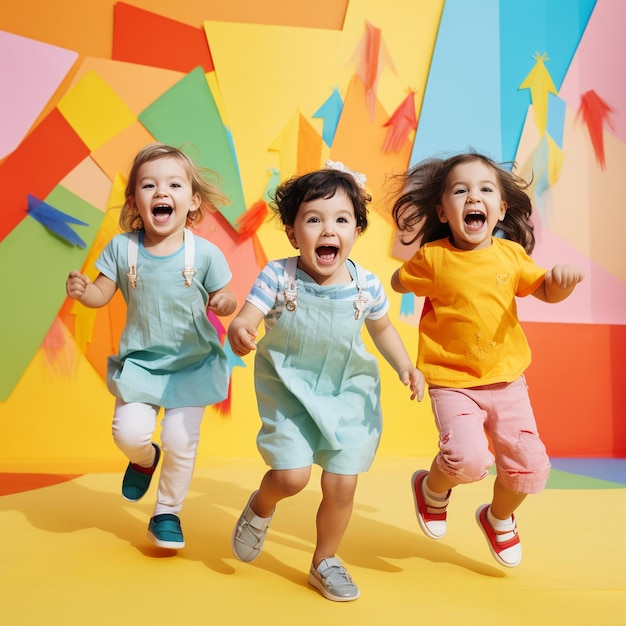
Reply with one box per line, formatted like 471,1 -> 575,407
547,93 -> 566,148
400,292 -> 415,317
26,194 -> 88,247
312,87 -> 344,147
411,0 -> 597,167
224,338 -> 245,376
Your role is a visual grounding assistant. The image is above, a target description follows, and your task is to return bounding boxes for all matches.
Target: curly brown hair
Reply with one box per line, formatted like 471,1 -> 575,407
119,143 -> 230,232
391,152 -> 536,254
270,167 -> 371,234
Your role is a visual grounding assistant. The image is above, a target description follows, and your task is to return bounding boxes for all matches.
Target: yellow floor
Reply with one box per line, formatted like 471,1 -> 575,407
1,457 -> 624,625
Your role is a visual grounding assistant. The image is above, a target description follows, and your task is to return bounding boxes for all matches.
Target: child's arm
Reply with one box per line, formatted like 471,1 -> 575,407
365,313 -> 425,401
532,264 -> 585,303
390,269 -> 410,294
66,271 -> 117,308
227,302 -> 265,357
208,285 -> 237,316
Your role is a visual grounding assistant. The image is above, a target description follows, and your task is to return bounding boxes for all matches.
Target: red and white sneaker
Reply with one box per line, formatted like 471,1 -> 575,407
475,504 -> 522,567
411,470 -> 449,539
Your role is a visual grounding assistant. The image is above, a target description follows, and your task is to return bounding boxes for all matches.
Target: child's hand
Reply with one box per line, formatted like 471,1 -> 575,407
545,264 -> 585,290
208,291 -> 237,316
228,325 -> 258,357
66,270 -> 90,300
401,367 -> 425,402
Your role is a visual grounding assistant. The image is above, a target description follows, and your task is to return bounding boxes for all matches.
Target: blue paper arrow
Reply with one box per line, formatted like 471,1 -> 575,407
26,194 -> 89,248
313,87 -> 344,147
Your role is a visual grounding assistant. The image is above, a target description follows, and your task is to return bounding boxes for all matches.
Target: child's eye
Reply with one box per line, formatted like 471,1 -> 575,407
453,188 -> 467,195
307,217 -> 320,223
170,183 -> 181,188
142,183 -> 155,189
337,217 -> 348,223
481,186 -> 493,193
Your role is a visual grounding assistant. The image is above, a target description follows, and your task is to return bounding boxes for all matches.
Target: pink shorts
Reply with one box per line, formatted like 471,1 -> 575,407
428,376 -> 550,494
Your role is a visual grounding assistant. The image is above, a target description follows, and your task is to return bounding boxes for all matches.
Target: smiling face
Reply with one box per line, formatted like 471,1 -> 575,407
130,156 -> 201,247
285,189 -> 360,285
437,159 -> 507,251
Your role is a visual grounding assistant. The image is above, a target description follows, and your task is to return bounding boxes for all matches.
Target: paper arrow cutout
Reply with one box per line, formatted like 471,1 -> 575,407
26,194 -> 89,247
578,89 -> 615,170
519,52 -> 558,136
350,20 -> 397,121
236,200 -> 268,241
383,90 -> 417,153
312,87 -> 344,147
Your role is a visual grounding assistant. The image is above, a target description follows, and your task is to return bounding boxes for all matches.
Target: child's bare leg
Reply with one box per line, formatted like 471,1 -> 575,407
425,458 -> 458,493
312,471 -> 358,567
232,467 -> 310,562
475,476 -> 525,567
250,467 -> 311,516
491,477 -> 526,519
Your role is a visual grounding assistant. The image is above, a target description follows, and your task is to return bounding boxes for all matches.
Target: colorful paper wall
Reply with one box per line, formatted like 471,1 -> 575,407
1,0 -> 624,472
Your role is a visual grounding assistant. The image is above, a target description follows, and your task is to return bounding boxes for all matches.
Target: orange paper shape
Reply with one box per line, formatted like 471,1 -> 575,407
297,113 -> 323,174
578,89 -> 614,170
330,75 -> 412,222
113,3 -> 214,73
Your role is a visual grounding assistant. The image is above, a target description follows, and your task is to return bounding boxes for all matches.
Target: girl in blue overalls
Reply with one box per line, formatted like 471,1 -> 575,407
66,144 -> 236,550
228,162 -> 425,602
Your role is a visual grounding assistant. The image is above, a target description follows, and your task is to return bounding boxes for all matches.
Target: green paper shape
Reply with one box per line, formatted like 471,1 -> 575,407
488,465 -> 624,490
138,67 -> 245,229
545,469 -> 625,490
0,186 -> 103,400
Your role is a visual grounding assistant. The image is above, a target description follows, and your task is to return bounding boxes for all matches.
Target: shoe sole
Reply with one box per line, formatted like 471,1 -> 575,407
147,529 -> 184,550
307,572 -> 360,602
475,505 -> 521,568
411,470 -> 446,540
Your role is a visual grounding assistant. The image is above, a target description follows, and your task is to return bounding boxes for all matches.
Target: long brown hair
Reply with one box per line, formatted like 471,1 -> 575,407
391,152 -> 536,253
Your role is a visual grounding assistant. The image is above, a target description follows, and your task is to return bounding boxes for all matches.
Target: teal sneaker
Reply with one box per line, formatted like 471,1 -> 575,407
308,558 -> 360,602
121,443 -> 161,502
147,514 -> 185,549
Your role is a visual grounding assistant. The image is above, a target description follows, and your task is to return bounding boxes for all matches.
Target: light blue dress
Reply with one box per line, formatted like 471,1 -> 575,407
254,257 -> 382,474
96,230 -> 230,409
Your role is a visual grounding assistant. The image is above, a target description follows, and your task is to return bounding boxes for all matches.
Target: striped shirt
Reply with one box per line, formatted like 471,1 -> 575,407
247,258 -> 389,331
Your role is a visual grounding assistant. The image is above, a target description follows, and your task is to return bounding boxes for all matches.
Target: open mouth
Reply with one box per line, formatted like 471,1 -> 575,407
152,204 -> 173,223
464,211 -> 486,230
316,245 -> 338,262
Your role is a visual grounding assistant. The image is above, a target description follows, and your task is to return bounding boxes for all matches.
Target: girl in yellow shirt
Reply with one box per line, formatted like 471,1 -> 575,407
391,152 -> 584,567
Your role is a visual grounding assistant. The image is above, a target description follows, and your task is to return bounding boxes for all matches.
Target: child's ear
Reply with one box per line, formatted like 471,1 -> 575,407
285,226 -> 299,249
436,205 -> 448,223
191,193 -> 202,211
499,202 -> 507,221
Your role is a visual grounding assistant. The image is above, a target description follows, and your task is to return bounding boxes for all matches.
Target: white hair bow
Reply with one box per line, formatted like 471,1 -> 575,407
325,160 -> 367,189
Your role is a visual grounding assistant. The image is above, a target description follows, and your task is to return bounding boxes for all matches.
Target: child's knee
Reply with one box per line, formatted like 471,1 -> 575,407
437,448 -> 493,484
498,431 -> 550,493
271,468 -> 310,496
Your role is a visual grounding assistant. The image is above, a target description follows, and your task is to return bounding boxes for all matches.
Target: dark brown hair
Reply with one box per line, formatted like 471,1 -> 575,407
391,152 -> 536,253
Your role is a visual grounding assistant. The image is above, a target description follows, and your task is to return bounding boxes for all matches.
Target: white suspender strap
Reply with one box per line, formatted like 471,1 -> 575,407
283,256 -> 298,311
126,229 -> 196,288
127,231 -> 139,288
182,228 -> 196,287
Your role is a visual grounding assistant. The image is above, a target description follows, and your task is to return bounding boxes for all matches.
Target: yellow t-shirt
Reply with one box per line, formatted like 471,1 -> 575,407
398,237 -> 546,388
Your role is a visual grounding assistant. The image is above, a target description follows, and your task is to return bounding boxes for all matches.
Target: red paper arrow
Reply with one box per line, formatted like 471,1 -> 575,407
578,89 -> 614,170
382,90 -> 417,153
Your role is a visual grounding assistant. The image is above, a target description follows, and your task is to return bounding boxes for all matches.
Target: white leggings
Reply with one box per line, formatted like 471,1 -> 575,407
112,399 -> 204,516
